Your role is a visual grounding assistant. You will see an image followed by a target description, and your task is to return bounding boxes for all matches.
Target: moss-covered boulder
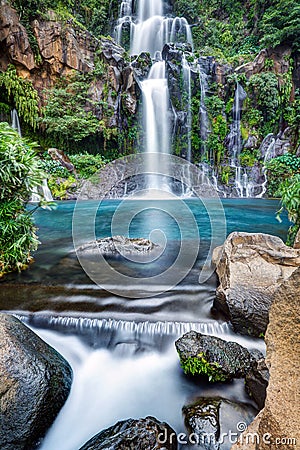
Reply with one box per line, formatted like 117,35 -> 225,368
175,331 -> 252,382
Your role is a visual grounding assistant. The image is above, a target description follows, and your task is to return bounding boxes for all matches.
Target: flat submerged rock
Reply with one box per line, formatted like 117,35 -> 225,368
77,236 -> 159,255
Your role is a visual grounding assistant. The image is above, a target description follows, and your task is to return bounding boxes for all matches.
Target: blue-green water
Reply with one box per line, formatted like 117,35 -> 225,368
1,198 -> 289,321
1,199 -> 289,450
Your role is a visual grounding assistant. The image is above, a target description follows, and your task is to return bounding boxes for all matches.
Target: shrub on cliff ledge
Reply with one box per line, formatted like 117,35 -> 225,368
277,174 -> 300,246
0,123 -> 43,276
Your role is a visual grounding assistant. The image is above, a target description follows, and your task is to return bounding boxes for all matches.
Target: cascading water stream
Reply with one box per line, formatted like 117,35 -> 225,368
198,61 -> 210,159
141,58 -> 171,191
11,108 -> 22,136
10,109 -> 54,202
227,82 -> 253,198
182,54 -> 192,163
115,0 -> 193,57
255,133 -> 276,198
116,0 -> 196,194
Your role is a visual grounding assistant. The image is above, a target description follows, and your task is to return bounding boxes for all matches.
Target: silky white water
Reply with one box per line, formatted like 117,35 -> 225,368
141,60 -> 170,190
29,318 -> 264,450
115,0 -> 193,57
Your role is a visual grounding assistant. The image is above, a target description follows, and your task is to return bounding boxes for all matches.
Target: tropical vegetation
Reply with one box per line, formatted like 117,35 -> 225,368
0,123 -> 44,276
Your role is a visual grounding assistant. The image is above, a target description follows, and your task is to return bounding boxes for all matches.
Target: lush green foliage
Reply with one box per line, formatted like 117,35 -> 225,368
0,123 -> 43,200
266,154 -> 300,197
248,73 -> 279,126
259,0 -> 300,50
205,96 -> 228,165
41,72 -> 100,145
277,174 -> 300,245
0,123 -> 43,276
40,152 -> 109,199
41,152 -> 108,178
11,0 -> 115,37
179,352 -> 227,382
0,65 -> 39,129
174,0 -> 300,59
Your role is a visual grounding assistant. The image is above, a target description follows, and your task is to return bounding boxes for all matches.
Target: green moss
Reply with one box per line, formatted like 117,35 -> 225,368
48,175 -> 77,200
179,352 -> 227,382
220,166 -> 231,185
239,150 -> 258,167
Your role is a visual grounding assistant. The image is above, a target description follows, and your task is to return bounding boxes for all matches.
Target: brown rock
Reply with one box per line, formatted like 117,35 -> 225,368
32,15 -> 98,75
293,228 -> 300,249
0,3 -> 35,71
231,268 -> 300,450
0,4 -> 137,119
212,232 -> 300,336
236,46 -> 292,80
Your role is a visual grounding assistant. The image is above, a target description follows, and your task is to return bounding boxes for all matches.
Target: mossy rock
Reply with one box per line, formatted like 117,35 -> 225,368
175,331 -> 252,382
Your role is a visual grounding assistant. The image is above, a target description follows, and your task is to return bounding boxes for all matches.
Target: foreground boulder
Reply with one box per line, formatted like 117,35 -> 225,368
231,268 -> 300,450
77,236 -> 158,255
212,232 -> 300,337
0,313 -> 72,450
175,331 -> 252,382
79,416 -> 177,450
183,397 -> 257,450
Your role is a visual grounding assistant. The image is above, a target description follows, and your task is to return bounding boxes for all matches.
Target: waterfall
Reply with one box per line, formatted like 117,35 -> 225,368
198,60 -> 210,159
254,133 -> 276,198
115,0 -> 195,194
182,54 -> 192,162
226,82 -> 251,198
11,109 -> 22,136
10,108 -> 54,202
115,0 -> 193,57
229,82 -> 247,165
141,58 -> 170,190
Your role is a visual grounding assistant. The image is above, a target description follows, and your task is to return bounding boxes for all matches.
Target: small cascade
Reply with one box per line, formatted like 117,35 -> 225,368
255,133 -> 276,198
234,166 -> 254,198
16,314 -> 232,354
11,108 -> 22,136
262,133 -> 276,165
141,57 -> 171,191
115,0 -> 193,57
227,82 -> 251,197
10,108 -> 54,203
182,54 -> 192,162
197,60 -> 210,159
115,0 -> 133,48
229,82 -> 247,165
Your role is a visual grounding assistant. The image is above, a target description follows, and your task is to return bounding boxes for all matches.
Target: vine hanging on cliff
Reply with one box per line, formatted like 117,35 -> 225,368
0,65 -> 39,129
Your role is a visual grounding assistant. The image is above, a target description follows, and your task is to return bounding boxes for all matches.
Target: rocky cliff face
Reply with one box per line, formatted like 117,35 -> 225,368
0,2 -> 137,122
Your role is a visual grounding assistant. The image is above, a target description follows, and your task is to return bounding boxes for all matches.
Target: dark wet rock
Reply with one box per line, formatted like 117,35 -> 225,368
212,232 -> 300,337
79,416 -> 177,450
183,397 -> 257,450
131,52 -> 152,78
77,236 -> 158,255
245,357 -> 269,410
175,331 -> 252,382
0,313 -> 72,450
